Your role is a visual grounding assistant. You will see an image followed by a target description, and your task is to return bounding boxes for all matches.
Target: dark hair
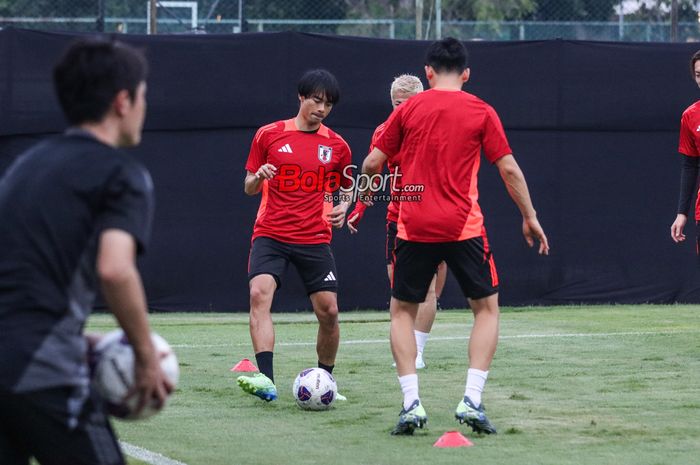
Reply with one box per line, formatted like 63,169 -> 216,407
691,50 -> 700,77
297,69 -> 340,105
425,37 -> 468,74
53,39 -> 148,125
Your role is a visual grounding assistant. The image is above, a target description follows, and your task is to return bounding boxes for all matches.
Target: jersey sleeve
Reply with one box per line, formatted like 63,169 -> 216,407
679,112 -> 699,157
374,107 -> 404,159
245,127 -> 269,173
481,105 -> 513,163
97,160 -> 155,254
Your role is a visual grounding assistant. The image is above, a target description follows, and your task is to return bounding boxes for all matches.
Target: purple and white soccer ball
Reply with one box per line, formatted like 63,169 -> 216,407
92,329 -> 179,420
292,367 -> 337,410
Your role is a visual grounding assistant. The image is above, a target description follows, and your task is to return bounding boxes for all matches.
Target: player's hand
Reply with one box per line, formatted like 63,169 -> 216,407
128,348 -> 173,414
255,164 -> 277,181
347,205 -> 366,234
327,204 -> 348,229
671,214 -> 687,243
523,216 -> 549,255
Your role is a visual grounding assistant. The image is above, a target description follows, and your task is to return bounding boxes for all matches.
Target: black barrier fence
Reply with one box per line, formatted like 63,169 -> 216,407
1,28 -> 700,311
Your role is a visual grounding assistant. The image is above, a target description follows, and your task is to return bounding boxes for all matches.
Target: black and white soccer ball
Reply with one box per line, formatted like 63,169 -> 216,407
292,367 -> 337,410
92,329 -> 179,420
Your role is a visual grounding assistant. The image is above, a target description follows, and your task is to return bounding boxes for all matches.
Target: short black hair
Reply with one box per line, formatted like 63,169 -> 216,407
425,37 -> 468,74
297,69 -> 340,105
53,39 -> 148,125
691,50 -> 700,77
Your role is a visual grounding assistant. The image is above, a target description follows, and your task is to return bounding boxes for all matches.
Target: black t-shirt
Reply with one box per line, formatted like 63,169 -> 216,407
0,131 -> 154,393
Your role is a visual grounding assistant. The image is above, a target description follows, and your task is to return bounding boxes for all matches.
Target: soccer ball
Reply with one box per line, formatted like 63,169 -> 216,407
292,367 -> 337,410
93,329 -> 179,420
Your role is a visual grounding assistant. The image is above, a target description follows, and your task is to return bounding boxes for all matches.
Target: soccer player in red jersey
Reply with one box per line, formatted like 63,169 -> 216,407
237,70 -> 353,402
362,38 -> 549,435
671,50 -> 700,247
347,74 -> 447,369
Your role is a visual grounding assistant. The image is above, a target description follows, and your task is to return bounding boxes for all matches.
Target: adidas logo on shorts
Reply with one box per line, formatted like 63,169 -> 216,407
323,271 -> 336,282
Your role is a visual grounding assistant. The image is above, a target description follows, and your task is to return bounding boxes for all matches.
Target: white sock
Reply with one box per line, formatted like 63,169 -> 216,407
464,368 -> 488,407
399,374 -> 419,410
414,330 -> 429,355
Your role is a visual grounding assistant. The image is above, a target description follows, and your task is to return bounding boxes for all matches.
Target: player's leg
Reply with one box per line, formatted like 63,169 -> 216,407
390,239 -> 441,435
238,237 -> 288,401
413,274 -> 438,369
309,291 -> 339,370
445,236 -> 499,434
0,391 -> 31,465
435,260 -> 447,301
3,388 -> 125,465
292,243 -> 340,371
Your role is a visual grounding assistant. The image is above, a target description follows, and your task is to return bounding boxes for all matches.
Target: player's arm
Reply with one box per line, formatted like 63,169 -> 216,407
97,229 -> 171,412
360,147 -> 389,206
671,155 -> 699,243
494,154 -> 549,255
244,164 -> 277,196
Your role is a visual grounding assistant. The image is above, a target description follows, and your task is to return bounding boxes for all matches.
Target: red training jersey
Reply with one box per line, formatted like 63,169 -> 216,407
678,100 -> 700,220
245,119 -> 353,244
369,122 -> 402,223
374,88 -> 512,242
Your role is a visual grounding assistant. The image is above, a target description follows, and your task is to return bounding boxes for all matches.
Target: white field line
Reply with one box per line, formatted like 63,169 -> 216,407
170,329 -> 699,349
120,442 -> 188,465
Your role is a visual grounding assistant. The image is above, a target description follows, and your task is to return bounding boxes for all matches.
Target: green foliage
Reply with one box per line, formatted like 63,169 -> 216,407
444,0 -> 537,21
533,0 -> 619,21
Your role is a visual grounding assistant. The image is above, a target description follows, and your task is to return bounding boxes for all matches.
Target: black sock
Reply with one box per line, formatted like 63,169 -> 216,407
318,361 -> 334,375
255,351 -> 274,383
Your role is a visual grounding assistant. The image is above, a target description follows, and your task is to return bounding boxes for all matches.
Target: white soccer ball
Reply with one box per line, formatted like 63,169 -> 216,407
292,367 -> 337,410
93,329 -> 179,420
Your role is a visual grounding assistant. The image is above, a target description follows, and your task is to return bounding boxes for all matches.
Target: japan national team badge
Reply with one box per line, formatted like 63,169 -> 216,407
318,145 -> 333,164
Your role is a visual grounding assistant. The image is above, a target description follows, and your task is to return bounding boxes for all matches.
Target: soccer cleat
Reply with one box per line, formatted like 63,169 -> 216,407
390,399 -> 428,435
237,373 -> 278,401
335,392 -> 347,401
455,396 -> 497,434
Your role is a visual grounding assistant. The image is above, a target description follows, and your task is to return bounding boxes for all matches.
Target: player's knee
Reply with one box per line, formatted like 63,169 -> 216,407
316,303 -> 338,325
249,285 -> 273,308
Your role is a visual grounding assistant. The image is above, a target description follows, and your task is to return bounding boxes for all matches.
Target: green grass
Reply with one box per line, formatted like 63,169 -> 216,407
87,305 -> 700,465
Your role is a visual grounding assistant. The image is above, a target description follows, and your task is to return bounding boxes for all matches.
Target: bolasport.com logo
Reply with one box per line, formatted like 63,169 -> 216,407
274,163 -> 424,203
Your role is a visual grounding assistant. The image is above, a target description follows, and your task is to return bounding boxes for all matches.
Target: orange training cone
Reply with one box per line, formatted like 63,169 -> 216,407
433,431 -> 474,448
230,358 -> 258,372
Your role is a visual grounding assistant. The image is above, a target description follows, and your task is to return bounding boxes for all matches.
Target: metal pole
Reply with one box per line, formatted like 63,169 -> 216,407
435,0 -> 441,39
416,0 -> 423,40
618,1 -> 623,40
149,0 -> 158,34
239,0 -> 244,33
671,0 -> 679,42
96,0 -> 105,32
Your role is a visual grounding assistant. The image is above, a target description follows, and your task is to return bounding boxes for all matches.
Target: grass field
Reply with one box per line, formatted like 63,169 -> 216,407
86,305 -> 700,465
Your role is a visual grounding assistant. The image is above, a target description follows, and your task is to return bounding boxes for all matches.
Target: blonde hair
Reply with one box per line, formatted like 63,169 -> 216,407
390,74 -> 423,100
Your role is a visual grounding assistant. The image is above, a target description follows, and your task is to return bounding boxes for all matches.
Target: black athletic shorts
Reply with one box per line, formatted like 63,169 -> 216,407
392,237 -> 498,303
248,236 -> 338,294
385,221 -> 398,265
0,387 -> 124,465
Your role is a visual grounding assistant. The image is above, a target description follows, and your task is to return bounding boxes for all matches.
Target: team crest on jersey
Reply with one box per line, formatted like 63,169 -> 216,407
318,145 -> 333,164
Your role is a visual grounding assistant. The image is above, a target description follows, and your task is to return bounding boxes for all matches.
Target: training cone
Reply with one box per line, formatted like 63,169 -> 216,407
230,358 -> 258,372
433,431 -> 474,448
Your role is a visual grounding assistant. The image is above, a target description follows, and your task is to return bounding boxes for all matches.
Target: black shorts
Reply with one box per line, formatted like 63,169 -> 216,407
0,387 -> 124,465
385,221 -> 398,265
392,237 -> 498,303
248,236 -> 338,294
